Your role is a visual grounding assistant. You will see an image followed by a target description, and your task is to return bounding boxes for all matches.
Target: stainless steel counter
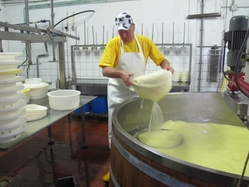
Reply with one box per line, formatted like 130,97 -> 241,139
0,95 -> 96,150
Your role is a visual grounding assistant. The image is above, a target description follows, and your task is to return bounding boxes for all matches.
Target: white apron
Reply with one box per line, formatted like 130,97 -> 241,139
107,37 -> 145,147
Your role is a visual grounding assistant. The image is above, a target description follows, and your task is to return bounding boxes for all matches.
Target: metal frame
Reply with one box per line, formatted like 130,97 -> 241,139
0,21 -> 79,88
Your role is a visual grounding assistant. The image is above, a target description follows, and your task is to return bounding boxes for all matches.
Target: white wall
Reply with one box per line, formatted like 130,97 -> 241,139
0,2 -> 4,21
1,0 -> 249,92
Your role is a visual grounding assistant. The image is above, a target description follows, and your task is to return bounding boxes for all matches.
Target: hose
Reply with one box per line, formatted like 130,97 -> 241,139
222,41 -> 229,81
54,10 -> 95,28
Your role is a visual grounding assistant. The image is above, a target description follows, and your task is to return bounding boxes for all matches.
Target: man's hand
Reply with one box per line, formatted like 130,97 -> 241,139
160,59 -> 174,74
102,66 -> 134,87
120,71 -> 134,87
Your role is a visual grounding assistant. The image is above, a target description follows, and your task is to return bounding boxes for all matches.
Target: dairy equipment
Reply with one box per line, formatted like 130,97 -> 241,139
111,93 -> 249,187
223,16 -> 248,72
223,15 -> 249,93
223,15 -> 249,121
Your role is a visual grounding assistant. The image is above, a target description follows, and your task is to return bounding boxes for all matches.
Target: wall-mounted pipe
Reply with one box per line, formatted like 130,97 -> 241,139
3,0 -> 50,5
36,42 -> 49,78
0,40 -> 3,52
187,12 -> 221,19
198,0 -> 204,92
221,5 -> 249,9
25,0 -> 32,65
50,0 -> 57,62
15,19 -> 51,26
27,0 -> 132,10
72,12 -> 75,31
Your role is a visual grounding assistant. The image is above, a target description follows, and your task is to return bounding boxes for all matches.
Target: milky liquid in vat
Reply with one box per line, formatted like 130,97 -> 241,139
132,71 -> 249,175
148,102 -> 163,131
138,129 -> 183,149
139,120 -> 249,176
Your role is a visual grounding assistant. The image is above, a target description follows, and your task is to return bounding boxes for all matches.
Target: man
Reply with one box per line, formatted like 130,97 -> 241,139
99,11 -> 174,182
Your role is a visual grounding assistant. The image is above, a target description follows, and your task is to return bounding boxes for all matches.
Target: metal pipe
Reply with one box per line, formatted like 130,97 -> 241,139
187,13 -> 221,19
198,0 -> 204,92
27,41 -> 32,65
72,43 -> 192,48
83,21 -> 87,50
34,23 -> 49,78
25,0 -> 29,25
112,25 -> 114,38
50,0 -> 56,62
221,5 -> 249,8
4,0 -> 47,5
15,19 -> 51,26
151,23 -> 154,41
172,22 -> 175,47
91,25 -> 96,50
25,0 -> 32,65
0,40 -> 3,52
71,45 -> 76,80
161,23 -> 164,46
183,22 -> 186,46
58,42 -> 66,89
71,12 -> 75,31
51,0 -> 54,29
100,25 -> 105,50
141,23 -> 143,35
36,42 -> 49,77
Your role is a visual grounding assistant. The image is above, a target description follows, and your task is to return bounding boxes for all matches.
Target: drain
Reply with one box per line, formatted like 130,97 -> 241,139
0,176 -> 13,187
55,176 -> 77,187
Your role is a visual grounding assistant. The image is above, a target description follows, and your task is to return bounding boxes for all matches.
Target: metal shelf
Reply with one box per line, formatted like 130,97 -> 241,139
70,43 -> 191,94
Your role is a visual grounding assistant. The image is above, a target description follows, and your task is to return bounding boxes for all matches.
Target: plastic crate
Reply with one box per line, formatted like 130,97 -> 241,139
75,103 -> 90,114
91,95 -> 108,114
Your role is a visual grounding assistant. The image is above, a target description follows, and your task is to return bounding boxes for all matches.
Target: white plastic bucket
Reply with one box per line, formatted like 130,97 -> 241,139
47,89 -> 81,110
23,78 -> 48,99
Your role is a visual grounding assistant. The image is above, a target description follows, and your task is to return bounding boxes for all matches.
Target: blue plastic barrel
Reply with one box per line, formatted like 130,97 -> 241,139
91,95 -> 108,114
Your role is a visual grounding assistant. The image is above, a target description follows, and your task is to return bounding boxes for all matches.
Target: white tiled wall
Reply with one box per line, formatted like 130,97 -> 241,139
1,0 -> 249,92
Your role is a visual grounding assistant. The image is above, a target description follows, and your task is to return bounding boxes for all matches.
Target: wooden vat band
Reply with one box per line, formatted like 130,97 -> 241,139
111,134 -> 196,187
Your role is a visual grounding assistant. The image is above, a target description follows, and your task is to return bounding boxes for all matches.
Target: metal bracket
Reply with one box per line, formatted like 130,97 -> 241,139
223,91 -> 249,120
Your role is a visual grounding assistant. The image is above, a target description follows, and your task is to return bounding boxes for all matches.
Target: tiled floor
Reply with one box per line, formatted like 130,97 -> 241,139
0,115 -> 110,187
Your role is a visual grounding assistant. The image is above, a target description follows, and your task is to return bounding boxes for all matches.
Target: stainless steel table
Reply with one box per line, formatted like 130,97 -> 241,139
0,95 -> 96,150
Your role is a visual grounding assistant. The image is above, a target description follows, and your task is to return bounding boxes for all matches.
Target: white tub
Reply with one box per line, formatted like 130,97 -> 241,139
47,89 -> 81,110
23,78 -> 49,99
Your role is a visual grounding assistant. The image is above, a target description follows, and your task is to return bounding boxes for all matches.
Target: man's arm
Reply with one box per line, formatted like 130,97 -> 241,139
160,59 -> 174,74
102,66 -> 134,86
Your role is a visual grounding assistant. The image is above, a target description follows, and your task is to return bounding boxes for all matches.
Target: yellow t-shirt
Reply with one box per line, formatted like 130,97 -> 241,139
99,34 -> 166,68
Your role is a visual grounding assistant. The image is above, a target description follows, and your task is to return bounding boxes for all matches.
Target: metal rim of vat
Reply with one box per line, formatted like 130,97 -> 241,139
112,92 -> 249,187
